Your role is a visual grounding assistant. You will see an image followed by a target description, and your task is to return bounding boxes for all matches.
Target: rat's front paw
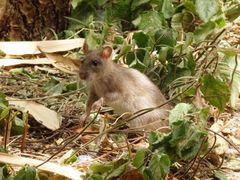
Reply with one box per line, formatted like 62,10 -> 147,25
79,113 -> 87,127
91,97 -> 104,111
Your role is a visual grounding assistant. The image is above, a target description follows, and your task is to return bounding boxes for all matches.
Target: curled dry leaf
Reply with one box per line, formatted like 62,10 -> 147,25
0,58 -> 52,67
0,38 -> 84,55
208,120 -> 229,155
0,152 -> 83,180
8,99 -> 62,130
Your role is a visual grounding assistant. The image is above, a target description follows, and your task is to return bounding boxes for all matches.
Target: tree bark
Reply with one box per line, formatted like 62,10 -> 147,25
0,0 -> 71,41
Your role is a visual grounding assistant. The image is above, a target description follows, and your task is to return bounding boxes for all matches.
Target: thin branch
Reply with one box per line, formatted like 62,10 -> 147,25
195,29 -> 226,62
206,128 -> 240,154
10,88 -> 85,101
186,137 -> 209,179
229,54 -> 238,86
36,107 -> 101,168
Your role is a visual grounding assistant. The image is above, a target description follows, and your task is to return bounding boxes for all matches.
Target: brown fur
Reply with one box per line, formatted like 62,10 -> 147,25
79,43 -> 170,130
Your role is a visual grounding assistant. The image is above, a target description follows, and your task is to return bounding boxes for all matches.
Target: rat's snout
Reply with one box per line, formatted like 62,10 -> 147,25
79,72 -> 88,80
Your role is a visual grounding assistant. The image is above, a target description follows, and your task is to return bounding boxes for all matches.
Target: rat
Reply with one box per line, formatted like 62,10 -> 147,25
78,42 -> 170,130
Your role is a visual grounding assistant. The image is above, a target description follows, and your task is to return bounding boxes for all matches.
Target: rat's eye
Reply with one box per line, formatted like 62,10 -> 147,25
92,60 -> 99,66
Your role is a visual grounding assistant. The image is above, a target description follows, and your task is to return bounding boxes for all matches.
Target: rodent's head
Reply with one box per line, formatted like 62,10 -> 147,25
79,42 -> 113,81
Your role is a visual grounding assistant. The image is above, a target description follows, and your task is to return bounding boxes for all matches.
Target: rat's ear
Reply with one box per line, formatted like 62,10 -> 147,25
101,46 -> 112,60
83,42 -> 90,54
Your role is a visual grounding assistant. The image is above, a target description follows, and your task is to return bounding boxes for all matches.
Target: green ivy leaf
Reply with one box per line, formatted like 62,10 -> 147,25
107,162 -> 128,179
194,21 -> 216,42
169,103 -> 192,125
0,167 -> 4,180
13,165 -> 36,180
170,120 -> 192,145
0,92 -> 8,109
87,159 -> 128,179
86,31 -> 103,49
12,116 -> 24,135
133,32 -> 149,48
44,78 -> 65,96
219,55 -> 240,108
158,47 -> 170,63
148,131 -> 164,146
155,29 -> 177,48
97,0 -> 108,6
0,164 -> 9,180
59,149 -> 77,165
225,3 -> 240,22
184,1 -> 196,14
182,11 -> 195,32
171,13 -> 183,31
144,153 -> 170,180
184,51 -> 195,74
133,149 -> 147,169
214,170 -> 228,180
113,36 -> 124,45
131,0 -> 150,11
116,45 -> 132,59
171,120 -> 208,160
10,68 -> 37,79
177,129 -> 207,160
215,17 -> 226,28
43,78 -> 59,91
66,82 -> 77,91
200,74 -> 230,111
142,168 -> 152,180
0,167 -> 3,179
149,118 -> 208,161
135,49 -> 147,65
133,11 -> 165,33
109,0 -> 132,20
0,107 -> 10,121
195,0 -> 221,22
162,0 -> 175,19
46,83 -> 64,96
90,163 -> 113,174
198,108 -> 209,128
71,0 -> 83,9
126,52 -> 137,67
183,33 -> 194,50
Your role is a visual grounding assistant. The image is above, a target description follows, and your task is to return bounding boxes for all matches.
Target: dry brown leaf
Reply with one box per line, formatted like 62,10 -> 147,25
8,99 -> 62,130
205,152 -> 221,166
192,87 -> 207,108
120,169 -> 144,180
0,152 -> 83,180
0,38 -> 84,55
0,58 -> 52,67
42,52 -> 80,74
209,120 -> 229,155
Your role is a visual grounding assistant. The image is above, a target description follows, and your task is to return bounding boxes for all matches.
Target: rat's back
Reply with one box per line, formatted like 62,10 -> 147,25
106,65 -> 170,130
